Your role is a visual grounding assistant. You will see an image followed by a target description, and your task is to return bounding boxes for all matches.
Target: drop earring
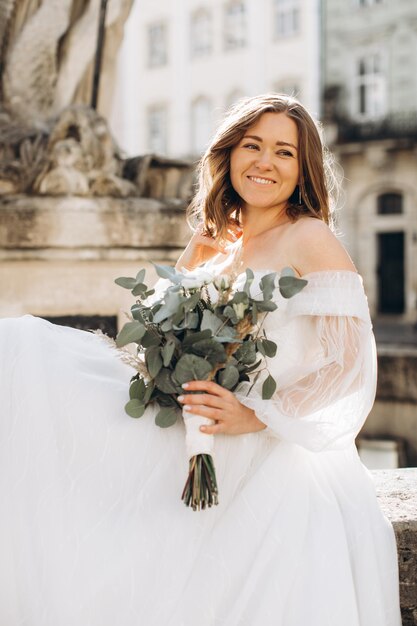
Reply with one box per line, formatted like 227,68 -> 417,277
298,185 -> 302,205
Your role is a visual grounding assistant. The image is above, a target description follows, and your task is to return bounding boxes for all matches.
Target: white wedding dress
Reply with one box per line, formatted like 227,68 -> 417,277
0,269 -> 401,626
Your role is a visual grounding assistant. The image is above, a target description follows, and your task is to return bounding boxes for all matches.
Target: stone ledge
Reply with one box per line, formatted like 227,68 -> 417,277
373,468 -> 417,625
0,195 -> 190,251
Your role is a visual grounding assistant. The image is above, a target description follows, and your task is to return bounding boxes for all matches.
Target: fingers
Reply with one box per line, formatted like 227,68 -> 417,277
199,423 -> 223,435
181,403 -> 222,421
196,235 -> 227,254
181,380 -> 230,397
177,392 -> 224,410
225,225 -> 243,243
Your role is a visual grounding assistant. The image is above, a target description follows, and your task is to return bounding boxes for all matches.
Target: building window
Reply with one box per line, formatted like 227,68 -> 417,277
377,193 -> 403,215
224,1 -> 246,50
191,97 -> 212,154
355,0 -> 382,6
191,9 -> 212,57
274,0 -> 300,38
148,106 -> 167,154
148,22 -> 167,67
354,52 -> 386,119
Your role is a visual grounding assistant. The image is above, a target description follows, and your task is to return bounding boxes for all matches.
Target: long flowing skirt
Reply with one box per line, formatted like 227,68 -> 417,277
0,315 -> 401,625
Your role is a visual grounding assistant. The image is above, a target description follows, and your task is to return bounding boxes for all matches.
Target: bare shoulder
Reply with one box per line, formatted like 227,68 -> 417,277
288,217 -> 357,276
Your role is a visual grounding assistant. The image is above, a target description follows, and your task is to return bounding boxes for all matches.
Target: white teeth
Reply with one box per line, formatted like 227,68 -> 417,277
249,176 -> 274,185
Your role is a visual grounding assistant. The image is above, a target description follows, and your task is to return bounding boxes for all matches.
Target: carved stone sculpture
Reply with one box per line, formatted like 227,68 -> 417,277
0,0 -> 194,200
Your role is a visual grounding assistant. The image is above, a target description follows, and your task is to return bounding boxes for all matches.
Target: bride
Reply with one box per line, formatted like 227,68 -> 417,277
0,94 -> 401,625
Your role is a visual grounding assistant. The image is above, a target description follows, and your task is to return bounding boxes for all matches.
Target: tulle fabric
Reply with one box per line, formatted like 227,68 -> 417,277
0,270 -> 402,626
236,271 -> 377,452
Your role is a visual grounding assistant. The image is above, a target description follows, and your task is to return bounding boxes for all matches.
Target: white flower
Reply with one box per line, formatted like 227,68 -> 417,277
180,269 -> 214,290
232,302 -> 247,320
213,275 -> 231,291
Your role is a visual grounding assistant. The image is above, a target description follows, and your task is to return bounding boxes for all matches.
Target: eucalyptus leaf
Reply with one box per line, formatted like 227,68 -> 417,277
218,365 -> 240,389
200,309 -> 224,335
261,339 -> 277,358
254,300 -> 278,312
161,339 -> 176,367
155,392 -> 176,407
153,263 -> 181,283
174,354 -> 212,385
230,291 -> 249,305
141,330 -> 162,348
279,275 -> 308,299
125,399 -> 146,418
131,304 -> 145,323
235,341 -> 257,365
132,282 -> 149,297
129,377 -> 146,400
223,305 -> 237,322
251,301 -> 258,324
115,321 -> 146,348
144,380 -> 155,404
243,268 -> 254,295
183,292 -> 201,312
153,290 -> 183,323
155,407 -> 179,428
115,276 -> 137,290
191,339 -> 227,365
256,339 -> 266,356
146,345 -> 163,378
240,359 -> 262,374
182,329 -> 213,346
262,374 -> 277,400
259,272 -> 277,300
135,269 -> 146,284
155,368 -> 180,394
188,311 -> 200,329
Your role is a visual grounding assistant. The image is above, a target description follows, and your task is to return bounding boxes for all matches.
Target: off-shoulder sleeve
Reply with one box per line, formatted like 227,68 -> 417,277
235,271 -> 377,452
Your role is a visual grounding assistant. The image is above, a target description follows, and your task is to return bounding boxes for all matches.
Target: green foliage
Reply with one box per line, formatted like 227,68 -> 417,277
155,407 -> 179,428
278,267 -> 308,299
262,374 -> 277,400
114,264 -> 308,427
116,321 -> 146,347
174,354 -> 212,385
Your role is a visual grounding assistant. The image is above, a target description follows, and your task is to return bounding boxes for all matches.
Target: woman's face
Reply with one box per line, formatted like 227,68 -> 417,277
229,112 -> 300,216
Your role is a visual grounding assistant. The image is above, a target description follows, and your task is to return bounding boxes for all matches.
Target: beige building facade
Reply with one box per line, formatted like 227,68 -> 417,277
111,0 -> 321,158
323,0 -> 417,321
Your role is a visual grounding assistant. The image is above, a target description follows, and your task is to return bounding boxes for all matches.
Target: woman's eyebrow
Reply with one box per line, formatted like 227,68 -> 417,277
242,134 -> 298,151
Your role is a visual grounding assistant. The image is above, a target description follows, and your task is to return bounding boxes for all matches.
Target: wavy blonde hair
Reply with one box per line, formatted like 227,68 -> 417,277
188,93 -> 338,240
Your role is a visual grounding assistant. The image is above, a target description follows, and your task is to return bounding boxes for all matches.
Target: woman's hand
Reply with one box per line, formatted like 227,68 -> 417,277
177,380 -> 267,436
175,224 -> 242,272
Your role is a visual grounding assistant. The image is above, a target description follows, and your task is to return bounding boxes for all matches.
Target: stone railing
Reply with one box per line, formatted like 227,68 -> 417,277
373,469 -> 417,625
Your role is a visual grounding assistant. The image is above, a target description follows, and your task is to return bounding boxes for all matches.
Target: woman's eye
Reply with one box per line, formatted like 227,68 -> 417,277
243,143 -> 259,150
277,150 -> 293,157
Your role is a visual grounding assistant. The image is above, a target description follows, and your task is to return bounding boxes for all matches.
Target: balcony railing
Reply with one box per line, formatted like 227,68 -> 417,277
335,112 -> 417,143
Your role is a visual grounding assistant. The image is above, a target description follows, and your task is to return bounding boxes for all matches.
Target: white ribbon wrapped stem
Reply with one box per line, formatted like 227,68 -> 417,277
182,409 -> 215,460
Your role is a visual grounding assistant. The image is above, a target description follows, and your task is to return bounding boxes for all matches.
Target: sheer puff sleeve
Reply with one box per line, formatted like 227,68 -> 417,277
235,271 -> 377,452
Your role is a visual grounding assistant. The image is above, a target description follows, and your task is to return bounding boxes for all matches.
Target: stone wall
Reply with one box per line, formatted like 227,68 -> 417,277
0,195 -> 190,327
361,346 -> 417,466
373,469 -> 417,625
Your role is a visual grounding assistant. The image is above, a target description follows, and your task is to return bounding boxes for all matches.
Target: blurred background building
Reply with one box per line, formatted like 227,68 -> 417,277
1,0 -> 416,469
111,0 -> 321,157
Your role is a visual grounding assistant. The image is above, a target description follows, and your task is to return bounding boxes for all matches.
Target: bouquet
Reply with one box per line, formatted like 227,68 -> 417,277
113,264 -> 307,511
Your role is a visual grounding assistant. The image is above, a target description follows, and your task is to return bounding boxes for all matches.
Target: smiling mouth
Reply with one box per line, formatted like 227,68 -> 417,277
247,176 -> 275,185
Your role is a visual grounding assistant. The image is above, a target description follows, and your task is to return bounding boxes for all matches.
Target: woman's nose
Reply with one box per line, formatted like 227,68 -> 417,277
255,150 -> 273,169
